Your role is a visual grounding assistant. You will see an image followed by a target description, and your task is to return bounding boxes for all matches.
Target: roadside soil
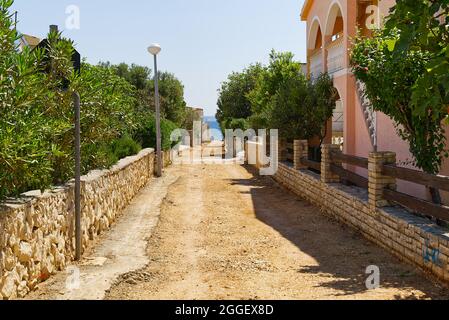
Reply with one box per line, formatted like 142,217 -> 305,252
24,171 -> 180,300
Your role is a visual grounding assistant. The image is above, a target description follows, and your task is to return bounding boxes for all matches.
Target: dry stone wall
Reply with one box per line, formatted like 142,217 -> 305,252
0,149 -> 158,299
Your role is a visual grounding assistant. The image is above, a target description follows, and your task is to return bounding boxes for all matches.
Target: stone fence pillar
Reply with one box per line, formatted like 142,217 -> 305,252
368,152 -> 397,209
294,140 -> 308,170
321,144 -> 342,184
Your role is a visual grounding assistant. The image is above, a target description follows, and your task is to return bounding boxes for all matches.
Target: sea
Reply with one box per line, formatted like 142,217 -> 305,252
203,116 -> 223,141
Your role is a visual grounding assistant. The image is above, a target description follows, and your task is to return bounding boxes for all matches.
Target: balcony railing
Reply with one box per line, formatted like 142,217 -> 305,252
309,49 -> 323,81
326,36 -> 344,75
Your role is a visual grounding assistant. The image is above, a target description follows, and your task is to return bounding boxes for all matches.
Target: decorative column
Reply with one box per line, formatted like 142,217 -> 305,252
294,140 -> 308,170
321,144 -> 342,183
368,152 -> 397,209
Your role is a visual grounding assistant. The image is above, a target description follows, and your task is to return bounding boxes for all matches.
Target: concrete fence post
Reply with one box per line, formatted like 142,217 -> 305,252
294,140 -> 308,170
368,151 -> 397,209
321,144 -> 342,184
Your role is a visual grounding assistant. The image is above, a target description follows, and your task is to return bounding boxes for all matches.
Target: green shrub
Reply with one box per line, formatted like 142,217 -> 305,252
351,30 -> 446,175
111,135 -> 142,160
216,50 -> 336,141
134,113 -> 178,151
0,1 -> 186,200
228,118 -> 250,131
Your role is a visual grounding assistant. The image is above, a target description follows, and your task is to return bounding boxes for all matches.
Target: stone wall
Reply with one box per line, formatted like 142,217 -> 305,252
0,148 -> 160,299
273,162 -> 449,284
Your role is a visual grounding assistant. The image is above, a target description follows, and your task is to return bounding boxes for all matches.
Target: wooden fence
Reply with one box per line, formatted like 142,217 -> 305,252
276,139 -> 449,222
300,157 -> 321,172
381,165 -> 449,221
271,138 -> 449,224
328,150 -> 449,222
330,151 -> 368,188
282,140 -> 321,171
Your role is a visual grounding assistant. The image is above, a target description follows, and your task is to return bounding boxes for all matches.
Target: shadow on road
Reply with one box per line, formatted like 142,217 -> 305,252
229,165 -> 448,299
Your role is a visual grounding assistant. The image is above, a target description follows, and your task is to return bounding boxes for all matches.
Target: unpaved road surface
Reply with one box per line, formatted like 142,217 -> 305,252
25,172 -> 179,300
105,163 -> 449,300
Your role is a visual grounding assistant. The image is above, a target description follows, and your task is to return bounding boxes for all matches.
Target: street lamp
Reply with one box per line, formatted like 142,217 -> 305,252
148,43 -> 162,177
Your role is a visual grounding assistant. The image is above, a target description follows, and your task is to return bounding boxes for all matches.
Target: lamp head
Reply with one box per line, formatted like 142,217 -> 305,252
148,43 -> 161,56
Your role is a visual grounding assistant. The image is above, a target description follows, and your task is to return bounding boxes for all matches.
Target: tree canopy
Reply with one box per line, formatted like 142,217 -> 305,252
216,50 -> 337,141
351,1 -> 449,176
0,0 -> 183,199
384,0 -> 449,112
216,63 -> 265,130
104,62 -> 188,127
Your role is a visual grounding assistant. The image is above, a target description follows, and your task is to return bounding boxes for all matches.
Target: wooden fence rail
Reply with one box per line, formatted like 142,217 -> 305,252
327,150 -> 449,222
285,142 -> 449,222
380,164 -> 449,221
300,157 -> 321,171
382,164 -> 449,192
328,151 -> 368,187
330,164 -> 368,188
284,141 -> 294,163
285,152 -> 294,163
383,189 -> 449,221
330,152 -> 368,169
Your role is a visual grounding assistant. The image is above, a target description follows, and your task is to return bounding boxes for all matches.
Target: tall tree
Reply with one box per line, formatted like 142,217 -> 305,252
267,72 -> 336,141
153,72 -> 187,125
110,63 -> 188,126
351,29 -> 447,203
352,0 -> 449,204
247,50 -> 304,130
216,63 -> 265,129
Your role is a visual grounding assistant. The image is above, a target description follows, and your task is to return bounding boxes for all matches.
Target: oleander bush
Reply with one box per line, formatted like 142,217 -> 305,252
0,0 -> 184,200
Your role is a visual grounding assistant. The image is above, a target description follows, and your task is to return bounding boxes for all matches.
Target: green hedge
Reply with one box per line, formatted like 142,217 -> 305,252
0,1 -> 179,200
133,114 -> 179,151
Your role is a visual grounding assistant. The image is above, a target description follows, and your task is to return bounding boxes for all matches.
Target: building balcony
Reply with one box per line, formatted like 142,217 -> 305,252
309,49 -> 323,81
326,36 -> 344,75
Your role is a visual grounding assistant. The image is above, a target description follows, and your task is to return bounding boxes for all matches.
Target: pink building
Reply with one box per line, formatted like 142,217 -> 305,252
301,0 -> 449,202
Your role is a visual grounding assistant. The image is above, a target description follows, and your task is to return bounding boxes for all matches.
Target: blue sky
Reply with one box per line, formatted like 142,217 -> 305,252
12,0 -> 307,116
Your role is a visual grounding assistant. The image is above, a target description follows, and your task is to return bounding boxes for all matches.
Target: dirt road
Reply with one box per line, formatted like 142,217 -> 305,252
105,163 -> 449,300
25,172 -> 179,300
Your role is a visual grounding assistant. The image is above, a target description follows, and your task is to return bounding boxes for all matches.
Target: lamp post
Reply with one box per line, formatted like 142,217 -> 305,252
148,43 -> 162,177
73,91 -> 81,261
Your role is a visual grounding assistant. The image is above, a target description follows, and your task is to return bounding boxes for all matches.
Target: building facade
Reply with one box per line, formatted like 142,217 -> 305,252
300,0 -> 449,201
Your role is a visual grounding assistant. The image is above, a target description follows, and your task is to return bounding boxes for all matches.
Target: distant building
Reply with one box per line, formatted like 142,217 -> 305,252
300,0 -> 449,202
185,107 -> 209,145
187,107 -> 204,121
17,33 -> 41,52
